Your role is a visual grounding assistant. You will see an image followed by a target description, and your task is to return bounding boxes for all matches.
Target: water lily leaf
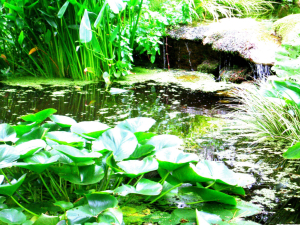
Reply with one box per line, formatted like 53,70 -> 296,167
209,182 -> 245,196
71,121 -> 110,139
113,185 -> 136,196
109,88 -> 128,95
134,132 -> 157,143
66,204 -> 93,225
52,145 -> 101,164
15,139 -> 46,159
80,9 -> 92,43
20,108 -> 57,123
87,193 -> 118,215
0,209 -> 26,224
13,122 -> 37,137
16,127 -> 48,145
41,122 -> 61,132
33,214 -> 59,225
196,209 -> 218,225
0,124 -> 17,142
128,144 -> 155,159
143,211 -> 181,225
0,145 -> 19,168
98,208 -> 123,225
117,156 -> 158,178
16,152 -> 59,173
116,117 -> 155,133
146,135 -> 183,153
50,115 -> 77,128
136,178 -> 162,195
93,127 -> 138,161
181,186 -> 237,206
283,142 -> 300,159
156,148 -> 199,171
0,174 -> 26,196
46,131 -> 85,148
54,164 -> 104,185
54,201 -> 74,211
272,80 -> 300,106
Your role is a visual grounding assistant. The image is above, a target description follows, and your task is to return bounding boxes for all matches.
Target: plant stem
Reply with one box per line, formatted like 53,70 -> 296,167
159,171 -> 170,185
186,200 -> 207,205
39,174 -> 57,202
133,175 -> 144,187
11,196 -> 39,217
205,181 -> 216,189
149,183 -> 183,204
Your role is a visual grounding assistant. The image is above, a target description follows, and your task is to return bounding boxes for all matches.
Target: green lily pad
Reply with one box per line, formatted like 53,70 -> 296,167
15,139 -> 46,159
0,209 -> 26,224
136,178 -> 162,196
93,127 -> 138,161
66,204 -> 93,225
50,115 -> 77,128
54,201 -> 74,211
113,185 -> 136,196
13,122 -> 37,137
46,131 -> 86,148
0,145 -> 19,168
134,132 -> 157,144
0,124 -> 17,142
128,144 -> 155,159
16,127 -> 48,145
117,156 -> 158,178
98,208 -> 123,225
87,193 -> 118,215
146,135 -> 183,153
283,142 -> 300,159
116,117 -> 156,133
155,148 -> 199,171
33,214 -> 59,225
0,174 -> 26,196
21,108 -> 57,124
52,145 -> 101,164
71,121 -> 110,138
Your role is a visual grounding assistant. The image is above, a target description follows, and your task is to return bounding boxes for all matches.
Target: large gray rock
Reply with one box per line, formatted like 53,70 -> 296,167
168,18 -> 282,66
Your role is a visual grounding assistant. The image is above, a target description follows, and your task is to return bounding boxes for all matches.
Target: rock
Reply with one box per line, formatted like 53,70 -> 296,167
219,68 -> 252,83
167,18 -> 281,66
197,60 -> 219,75
272,14 -> 300,42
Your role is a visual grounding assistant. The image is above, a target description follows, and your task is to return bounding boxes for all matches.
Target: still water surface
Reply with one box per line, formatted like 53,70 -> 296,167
0,80 -> 299,224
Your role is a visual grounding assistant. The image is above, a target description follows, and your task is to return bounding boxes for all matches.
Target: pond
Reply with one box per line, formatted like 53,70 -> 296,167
0,75 -> 299,224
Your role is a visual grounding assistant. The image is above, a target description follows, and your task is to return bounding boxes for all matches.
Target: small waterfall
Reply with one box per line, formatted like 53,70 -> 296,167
163,38 -> 166,69
250,63 -> 271,80
185,42 -> 193,71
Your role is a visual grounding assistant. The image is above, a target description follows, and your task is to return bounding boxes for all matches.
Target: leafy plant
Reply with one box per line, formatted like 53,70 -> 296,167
0,108 -> 260,224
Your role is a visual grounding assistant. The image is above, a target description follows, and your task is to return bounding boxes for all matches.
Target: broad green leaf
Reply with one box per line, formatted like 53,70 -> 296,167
16,152 -> 59,173
54,164 -> 104,185
13,122 -> 37,137
3,2 -> 23,13
116,117 -> 155,133
33,214 -> 59,225
94,2 -> 107,28
117,156 -> 158,178
57,1 -> 70,18
54,201 -> 74,211
0,209 -> 26,224
15,139 -> 46,159
52,145 -> 101,163
91,33 -> 101,53
155,148 -> 199,171
196,209 -> 212,225
44,17 -> 57,28
50,115 -> 77,128
128,144 -> 155,159
113,185 -> 136,196
136,178 -> 162,195
80,9 -> 92,43
87,193 -> 118,215
71,121 -> 110,138
20,108 -> 57,123
181,186 -> 237,206
98,208 -> 123,225
134,132 -> 157,143
0,145 -> 19,168
16,127 -> 48,145
66,204 -> 93,225
146,135 -> 183,153
0,174 -> 26,196
0,124 -> 17,142
93,127 -> 138,161
283,142 -> 300,159
46,131 -> 85,148
18,31 -> 24,45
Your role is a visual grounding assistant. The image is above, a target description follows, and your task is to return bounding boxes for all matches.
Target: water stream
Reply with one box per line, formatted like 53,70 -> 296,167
0,79 -> 299,224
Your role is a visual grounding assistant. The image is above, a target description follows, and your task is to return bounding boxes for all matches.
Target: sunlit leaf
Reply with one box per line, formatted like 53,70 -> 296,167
283,142 -> 300,159
0,145 -> 19,168
98,208 -> 123,225
146,135 -> 183,153
21,108 -> 57,123
0,209 -> 26,224
0,174 -> 26,196
50,115 -> 77,128
33,214 -> 59,225
87,193 -> 118,215
71,121 -> 110,138
15,139 -> 46,159
116,117 -> 155,133
128,144 -> 155,159
57,1 -> 70,18
54,201 -> 74,211
136,178 -> 162,195
46,131 -> 85,148
80,9 -> 92,43
0,124 -> 17,142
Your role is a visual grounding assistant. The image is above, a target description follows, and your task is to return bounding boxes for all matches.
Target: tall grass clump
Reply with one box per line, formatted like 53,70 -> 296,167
237,82 -> 300,143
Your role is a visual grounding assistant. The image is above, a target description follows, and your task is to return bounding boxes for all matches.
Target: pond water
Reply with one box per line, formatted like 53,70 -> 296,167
0,78 -> 299,224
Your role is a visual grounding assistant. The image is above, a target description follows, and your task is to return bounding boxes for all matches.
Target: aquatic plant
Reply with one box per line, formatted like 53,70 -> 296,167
0,108 -> 261,224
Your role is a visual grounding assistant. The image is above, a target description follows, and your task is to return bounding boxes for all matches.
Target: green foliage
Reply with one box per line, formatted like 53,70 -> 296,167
0,109 -> 259,224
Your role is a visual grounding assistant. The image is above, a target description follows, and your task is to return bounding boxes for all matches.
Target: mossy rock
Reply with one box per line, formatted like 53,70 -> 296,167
273,14 -> 300,42
197,60 -> 219,74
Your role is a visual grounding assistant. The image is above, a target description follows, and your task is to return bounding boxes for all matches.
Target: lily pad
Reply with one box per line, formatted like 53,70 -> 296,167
128,144 -> 155,159
0,209 -> 26,224
116,117 -> 156,133
87,193 -> 118,215
15,139 -> 46,159
146,135 -> 183,153
50,115 -> 77,128
0,174 -> 26,196
21,108 -> 57,124
0,145 -> 19,168
71,121 -> 110,137
0,124 -> 17,142
46,131 -> 86,148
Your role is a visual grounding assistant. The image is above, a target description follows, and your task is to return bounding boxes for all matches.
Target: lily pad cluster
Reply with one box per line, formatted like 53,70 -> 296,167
0,108 -> 259,224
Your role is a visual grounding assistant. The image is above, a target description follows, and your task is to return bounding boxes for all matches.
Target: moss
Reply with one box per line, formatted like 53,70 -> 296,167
197,60 -> 219,73
272,14 -> 300,42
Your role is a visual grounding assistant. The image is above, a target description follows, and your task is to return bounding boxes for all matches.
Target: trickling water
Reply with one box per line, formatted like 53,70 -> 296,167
163,38 -> 166,69
185,42 -> 193,71
251,63 -> 272,80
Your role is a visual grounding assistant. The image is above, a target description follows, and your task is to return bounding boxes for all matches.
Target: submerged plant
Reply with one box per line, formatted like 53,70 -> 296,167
0,108 -> 260,224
